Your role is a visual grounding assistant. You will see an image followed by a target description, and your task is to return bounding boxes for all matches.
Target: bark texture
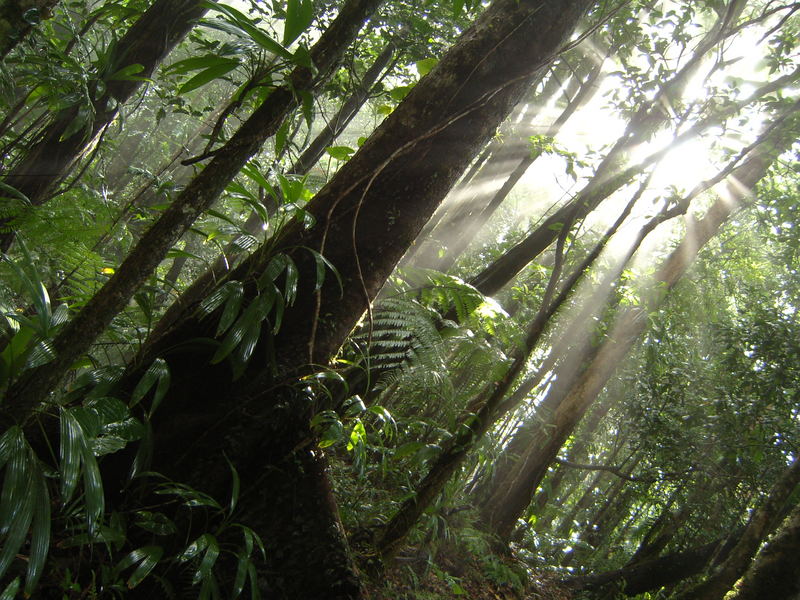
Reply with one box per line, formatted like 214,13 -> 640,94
728,503 -> 800,600
673,456 -> 800,600
0,0 -> 58,58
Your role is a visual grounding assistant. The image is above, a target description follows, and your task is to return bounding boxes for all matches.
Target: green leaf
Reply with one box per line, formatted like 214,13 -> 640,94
205,3 -> 293,59
59,410 -> 83,503
167,55 -> 233,75
283,0 -> 314,46
275,119 -> 290,157
0,578 -> 20,600
194,534 -> 220,585
326,146 -> 355,161
216,282 -> 245,336
116,546 -> 163,589
131,359 -> 171,415
106,63 -> 148,82
81,437 -> 104,533
415,58 -> 438,77
0,432 -> 34,582
24,465 -> 50,596
233,553 -> 249,597
389,85 -> 413,102
225,456 -> 240,513
303,247 -> 342,295
178,60 -> 240,94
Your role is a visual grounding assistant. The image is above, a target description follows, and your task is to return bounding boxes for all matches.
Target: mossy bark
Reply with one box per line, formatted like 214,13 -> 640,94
0,0 -> 58,58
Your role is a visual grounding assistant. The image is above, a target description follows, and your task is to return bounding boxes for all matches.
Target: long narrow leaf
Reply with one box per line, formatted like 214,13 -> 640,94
24,464 -> 50,596
59,410 -> 83,504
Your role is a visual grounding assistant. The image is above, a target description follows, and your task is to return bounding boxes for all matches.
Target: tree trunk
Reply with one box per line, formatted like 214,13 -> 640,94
673,455 -> 800,600
0,0 -> 385,426
101,0 -> 594,594
466,0 -> 750,297
727,502 -> 800,600
563,532 -> 743,597
0,0 -> 211,249
430,42 -> 607,273
0,0 -> 58,58
474,115 -> 795,540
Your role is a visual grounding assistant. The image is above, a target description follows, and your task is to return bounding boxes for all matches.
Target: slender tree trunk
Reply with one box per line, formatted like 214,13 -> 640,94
473,115 -> 796,540
0,0 -> 211,250
0,0 -> 58,58
531,394 -> 613,521
156,36 -> 400,308
466,0 -> 751,297
0,0 -> 385,426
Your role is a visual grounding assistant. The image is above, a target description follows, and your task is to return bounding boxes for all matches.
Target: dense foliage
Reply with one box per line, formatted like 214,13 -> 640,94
0,0 -> 798,598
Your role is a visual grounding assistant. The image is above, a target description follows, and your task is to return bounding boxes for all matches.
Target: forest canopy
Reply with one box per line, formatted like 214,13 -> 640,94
0,0 -> 799,598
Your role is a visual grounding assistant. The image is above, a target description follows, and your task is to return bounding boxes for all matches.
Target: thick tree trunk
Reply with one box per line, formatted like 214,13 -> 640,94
0,0 -> 384,427
727,502 -> 800,600
0,0 -> 210,249
429,43 -> 607,273
0,0 -> 58,58
673,455 -> 800,600
134,0 -> 595,571
563,533 -> 743,597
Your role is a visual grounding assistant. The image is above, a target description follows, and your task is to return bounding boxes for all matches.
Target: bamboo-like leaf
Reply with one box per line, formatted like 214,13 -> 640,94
194,534 -> 220,585
247,562 -> 260,600
0,441 -> 34,582
131,358 -> 170,407
59,410 -> 83,504
257,254 -> 288,291
116,546 -> 163,589
232,552 -> 248,598
0,577 -> 20,600
24,464 -> 50,595
204,2 -> 293,59
283,257 -> 298,306
216,282 -> 245,336
283,0 -> 314,46
167,55 -> 233,75
304,247 -> 342,294
180,533 -> 210,561
81,440 -> 104,534
178,60 -> 239,95
24,339 -> 55,370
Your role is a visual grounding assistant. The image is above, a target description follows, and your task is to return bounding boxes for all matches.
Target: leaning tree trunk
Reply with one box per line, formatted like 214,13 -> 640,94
156,36 -> 401,308
0,0 -> 59,58
476,113 -> 798,540
429,41 -> 608,273
0,0 -> 385,427
726,502 -> 800,600
0,0 -> 211,250
673,455 -> 800,600
563,532 -> 743,597
87,0 -> 595,596
465,0 -> 751,297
